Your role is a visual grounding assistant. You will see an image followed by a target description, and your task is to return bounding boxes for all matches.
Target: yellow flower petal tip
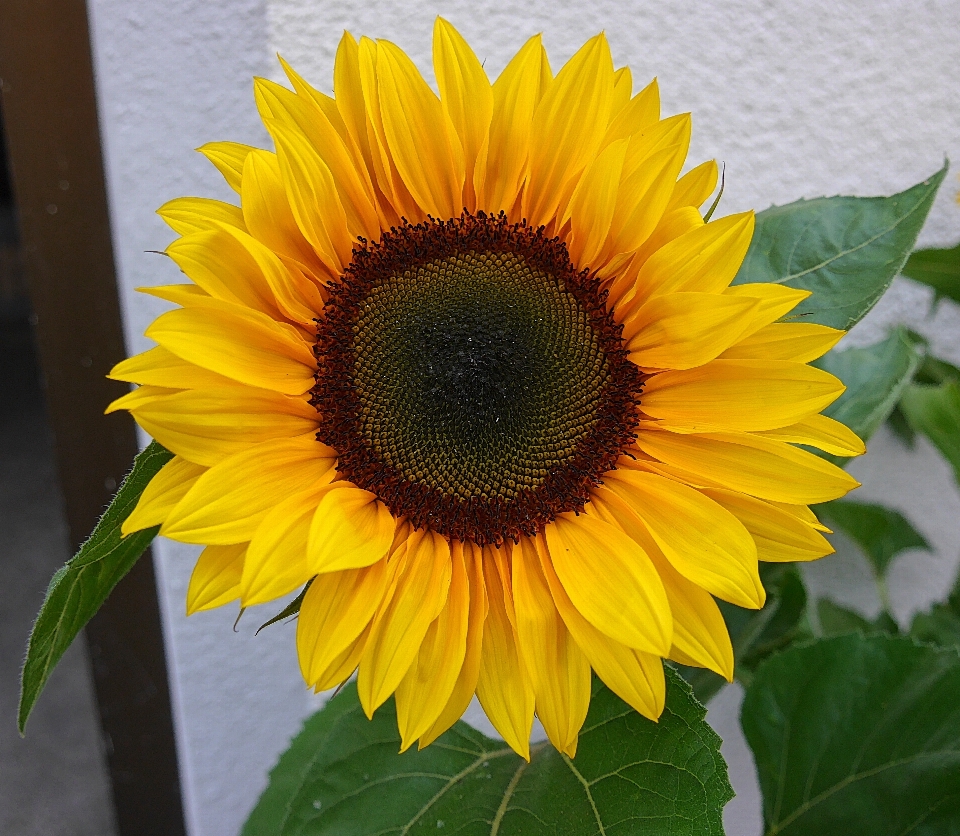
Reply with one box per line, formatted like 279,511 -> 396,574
113,18 -> 861,757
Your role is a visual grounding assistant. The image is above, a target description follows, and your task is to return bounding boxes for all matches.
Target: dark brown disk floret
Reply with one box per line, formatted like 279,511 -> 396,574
310,211 -> 642,546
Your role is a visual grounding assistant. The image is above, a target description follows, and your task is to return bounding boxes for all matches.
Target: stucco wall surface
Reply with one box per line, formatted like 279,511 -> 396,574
86,1 -> 960,834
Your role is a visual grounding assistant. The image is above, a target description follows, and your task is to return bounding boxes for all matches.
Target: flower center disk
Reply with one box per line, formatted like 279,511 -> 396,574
313,212 -> 641,545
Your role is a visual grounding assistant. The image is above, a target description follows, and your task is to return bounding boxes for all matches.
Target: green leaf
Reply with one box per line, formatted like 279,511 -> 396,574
18,441 -> 172,733
242,671 -> 732,836
679,565 -> 810,703
902,241 -> 960,304
815,327 -> 923,443
886,404 -> 917,447
817,599 -> 898,637
911,566 -> 960,649
914,353 -> 960,386
911,606 -> 960,649
742,634 -> 960,836
256,578 -> 313,635
733,164 -> 946,330
816,499 -> 929,578
900,381 -> 960,484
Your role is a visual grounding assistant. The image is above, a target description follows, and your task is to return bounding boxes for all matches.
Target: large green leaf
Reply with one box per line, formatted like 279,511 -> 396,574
680,565 -> 810,703
816,499 -> 929,578
902,242 -> 960,304
900,381 -> 960,484
733,165 -> 946,330
18,441 -> 171,733
815,328 -> 923,443
742,634 -> 960,836
242,671 -> 732,836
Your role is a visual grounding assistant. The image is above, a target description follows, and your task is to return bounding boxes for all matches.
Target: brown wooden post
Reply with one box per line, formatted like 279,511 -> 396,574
0,2 -> 186,833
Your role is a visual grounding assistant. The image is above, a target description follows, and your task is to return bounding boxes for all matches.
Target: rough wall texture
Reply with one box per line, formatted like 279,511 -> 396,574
87,1 -> 960,834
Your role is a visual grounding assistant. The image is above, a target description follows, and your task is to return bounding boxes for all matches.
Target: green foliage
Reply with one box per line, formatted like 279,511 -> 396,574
814,328 -> 923,443
18,441 -> 171,733
680,565 -> 810,703
817,499 -> 929,578
733,165 -> 946,329
242,672 -> 732,836
901,241 -> 960,304
900,381 -> 960,485
742,634 -> 960,836
817,599 -> 898,636
257,579 -> 313,634
911,569 -> 960,649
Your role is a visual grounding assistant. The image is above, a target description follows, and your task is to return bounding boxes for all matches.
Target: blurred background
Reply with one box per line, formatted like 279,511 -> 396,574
1,1 -> 958,835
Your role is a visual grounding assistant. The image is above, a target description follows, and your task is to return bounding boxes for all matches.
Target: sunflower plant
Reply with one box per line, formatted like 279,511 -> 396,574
18,19 -> 960,835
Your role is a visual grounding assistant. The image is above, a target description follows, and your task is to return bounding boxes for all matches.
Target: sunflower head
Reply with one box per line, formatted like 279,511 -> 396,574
111,19 -> 862,759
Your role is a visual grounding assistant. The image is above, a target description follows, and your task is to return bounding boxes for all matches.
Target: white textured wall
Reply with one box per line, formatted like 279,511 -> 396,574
86,1 -> 960,834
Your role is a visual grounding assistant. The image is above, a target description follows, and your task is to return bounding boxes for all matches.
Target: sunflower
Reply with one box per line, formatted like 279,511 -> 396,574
110,19 -> 862,759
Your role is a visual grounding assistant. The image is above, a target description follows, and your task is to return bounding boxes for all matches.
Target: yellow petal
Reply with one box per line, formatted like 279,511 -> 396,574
619,113 -> 691,181
537,537 -> 665,721
196,141 -> 255,193
255,77 -> 380,242
166,228 -> 278,315
242,486 -> 328,606
524,34 -> 614,228
157,197 -> 246,236
588,490 -> 733,679
240,150 -> 327,273
635,427 -> 860,505
603,469 -> 764,609
358,530 -> 452,716
162,435 -> 336,544
307,483 -> 397,573
476,545 -> 534,760
721,283 -> 811,340
608,206 -> 703,309
700,487 -> 834,563
109,346 -> 240,390
376,40 -> 465,219
623,292 -> 760,370
186,544 -> 247,614
297,559 -> 390,688
267,116 -> 352,273
395,541 -> 470,751
603,77 -> 660,145
334,32 -> 379,178
433,18 -> 492,212
217,223 -> 324,327
314,627 -> 371,693
667,160 -> 718,212
543,513 -> 672,655
418,542 -> 488,747
631,211 -> 755,305
137,283 -> 210,308
479,34 -> 547,214
357,36 -> 420,222
769,500 -> 832,532
603,142 -> 688,263
610,66 -> 633,116
720,322 -> 844,363
106,384 -> 175,416
513,536 -> 591,756
641,359 -> 846,432
564,138 -> 628,267
145,300 -> 316,396
120,387 -> 318,467
122,455 -> 206,535
756,413 -> 865,457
